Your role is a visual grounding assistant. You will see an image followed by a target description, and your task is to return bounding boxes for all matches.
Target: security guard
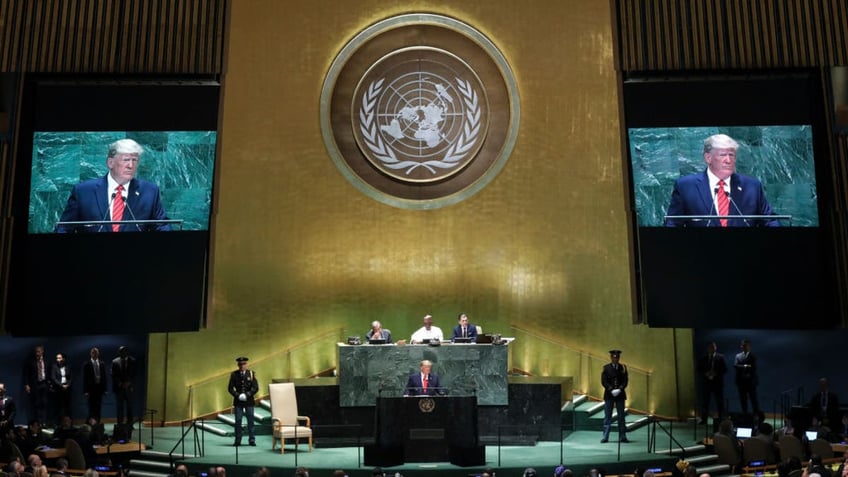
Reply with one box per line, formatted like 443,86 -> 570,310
601,349 -> 629,443
228,356 -> 259,446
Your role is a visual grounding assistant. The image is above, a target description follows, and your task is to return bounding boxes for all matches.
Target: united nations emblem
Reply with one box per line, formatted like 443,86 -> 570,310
354,48 -> 488,183
321,14 -> 519,209
418,397 -> 436,413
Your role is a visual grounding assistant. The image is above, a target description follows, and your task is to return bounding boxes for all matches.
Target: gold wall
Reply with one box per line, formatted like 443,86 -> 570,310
147,0 -> 694,422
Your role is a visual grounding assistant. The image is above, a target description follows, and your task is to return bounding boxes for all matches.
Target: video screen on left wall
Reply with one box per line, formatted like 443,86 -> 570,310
29,130 -> 217,234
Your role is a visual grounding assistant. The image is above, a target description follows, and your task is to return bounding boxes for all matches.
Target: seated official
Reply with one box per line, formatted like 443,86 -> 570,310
56,138 -> 171,233
365,321 -> 392,343
404,360 -> 443,396
410,314 -> 444,343
450,313 -> 478,342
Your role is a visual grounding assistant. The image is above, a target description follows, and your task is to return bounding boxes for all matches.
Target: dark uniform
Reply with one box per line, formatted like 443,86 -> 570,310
601,349 -> 629,443
228,357 -> 259,446
734,339 -> 760,415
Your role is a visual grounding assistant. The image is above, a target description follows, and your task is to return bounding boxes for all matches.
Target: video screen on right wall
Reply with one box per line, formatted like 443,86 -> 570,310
628,124 -> 819,228
621,71 -> 838,329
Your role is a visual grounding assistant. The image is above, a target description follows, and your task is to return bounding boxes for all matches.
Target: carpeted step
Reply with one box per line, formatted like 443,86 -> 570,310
196,421 -> 232,436
685,454 -> 719,466
129,459 -> 172,471
625,415 -> 651,431
654,444 -> 708,455
693,464 -> 731,476
140,449 -> 197,460
125,471 -> 169,477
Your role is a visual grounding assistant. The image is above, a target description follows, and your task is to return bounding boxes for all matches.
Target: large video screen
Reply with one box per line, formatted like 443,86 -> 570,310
629,125 -> 818,227
621,72 -> 838,329
29,131 -> 216,234
5,77 -> 219,335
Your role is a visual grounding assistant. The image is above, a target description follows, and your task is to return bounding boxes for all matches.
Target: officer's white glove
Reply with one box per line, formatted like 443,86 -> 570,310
611,389 -> 621,397
239,393 -> 247,401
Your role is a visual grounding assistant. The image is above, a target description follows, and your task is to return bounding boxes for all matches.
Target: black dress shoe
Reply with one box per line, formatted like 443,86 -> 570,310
600,438 -> 608,443
249,441 -> 256,446
620,437 -> 630,443
233,441 -> 241,447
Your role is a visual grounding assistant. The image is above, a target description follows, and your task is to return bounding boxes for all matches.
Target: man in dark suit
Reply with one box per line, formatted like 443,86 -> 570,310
451,313 -> 478,343
601,349 -> 629,443
807,377 -> 840,429
665,134 -> 780,227
404,360 -> 443,396
56,138 -> 171,233
0,383 -> 16,434
734,339 -> 760,416
227,356 -> 259,446
111,346 -> 137,425
82,347 -> 107,422
23,345 -> 50,426
697,341 -> 728,424
49,352 -> 73,423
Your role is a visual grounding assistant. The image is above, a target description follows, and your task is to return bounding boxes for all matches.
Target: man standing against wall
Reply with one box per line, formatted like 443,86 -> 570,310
734,339 -> 760,417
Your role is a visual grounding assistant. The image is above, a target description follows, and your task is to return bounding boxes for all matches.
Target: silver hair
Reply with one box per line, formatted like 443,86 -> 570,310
703,134 -> 739,153
108,139 -> 144,158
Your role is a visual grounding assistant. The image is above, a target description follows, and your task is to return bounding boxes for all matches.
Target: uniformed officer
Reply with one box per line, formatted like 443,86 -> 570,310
228,356 -> 259,446
601,349 -> 629,443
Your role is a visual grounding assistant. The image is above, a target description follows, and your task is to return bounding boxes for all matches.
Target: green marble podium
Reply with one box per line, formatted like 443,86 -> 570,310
337,343 -> 509,406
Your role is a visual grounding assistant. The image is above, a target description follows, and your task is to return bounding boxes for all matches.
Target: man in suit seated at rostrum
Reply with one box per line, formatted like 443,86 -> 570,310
450,313 -> 478,342
404,360 -> 444,396
366,321 -> 392,343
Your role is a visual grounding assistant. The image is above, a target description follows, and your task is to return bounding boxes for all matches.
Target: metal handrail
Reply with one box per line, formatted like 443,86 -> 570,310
648,415 -> 687,456
168,419 -> 206,470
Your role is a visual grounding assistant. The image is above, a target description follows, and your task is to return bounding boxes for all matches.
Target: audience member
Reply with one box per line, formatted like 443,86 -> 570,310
522,469 -> 537,477
253,468 -> 269,477
331,471 -> 346,477
808,455 -> 832,477
51,458 -> 70,477
83,469 -> 99,477
553,467 -> 570,477
808,378 -> 841,430
294,467 -> 309,477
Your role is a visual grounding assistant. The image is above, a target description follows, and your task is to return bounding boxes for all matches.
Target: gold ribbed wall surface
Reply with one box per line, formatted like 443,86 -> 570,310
615,0 -> 848,71
0,0 -> 226,73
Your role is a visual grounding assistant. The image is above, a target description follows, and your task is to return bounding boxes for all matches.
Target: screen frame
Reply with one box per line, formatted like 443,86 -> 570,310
5,74 -> 221,335
620,69 -> 839,329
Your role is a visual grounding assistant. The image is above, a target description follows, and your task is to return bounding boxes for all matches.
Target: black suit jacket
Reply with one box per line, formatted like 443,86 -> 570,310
111,356 -> 137,393
82,359 -> 107,396
697,352 -> 728,385
451,324 -> 478,342
50,364 -> 72,390
808,391 -> 841,425
734,351 -> 758,386
0,396 -> 15,426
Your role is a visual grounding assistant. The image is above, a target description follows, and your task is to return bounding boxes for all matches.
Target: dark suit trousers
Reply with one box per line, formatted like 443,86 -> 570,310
701,380 -> 725,418
737,381 -> 760,414
115,386 -> 134,424
30,381 -> 49,425
87,392 -> 103,421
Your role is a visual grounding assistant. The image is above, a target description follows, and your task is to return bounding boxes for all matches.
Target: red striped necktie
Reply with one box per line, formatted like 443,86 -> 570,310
717,180 -> 729,227
112,184 -> 125,232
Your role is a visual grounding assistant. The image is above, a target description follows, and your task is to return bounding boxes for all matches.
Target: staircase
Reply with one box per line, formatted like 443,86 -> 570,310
566,395 -> 734,477
129,401 -> 276,477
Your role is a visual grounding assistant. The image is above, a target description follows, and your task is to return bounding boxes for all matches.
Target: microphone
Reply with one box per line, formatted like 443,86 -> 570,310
727,194 -> 751,227
97,192 -> 117,232
706,187 -> 719,227
120,194 -> 142,231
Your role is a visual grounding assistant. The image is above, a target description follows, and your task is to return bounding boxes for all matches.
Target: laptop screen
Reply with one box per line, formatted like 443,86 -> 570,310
736,427 -> 753,438
805,430 -> 818,441
453,337 -> 472,343
368,339 -> 387,345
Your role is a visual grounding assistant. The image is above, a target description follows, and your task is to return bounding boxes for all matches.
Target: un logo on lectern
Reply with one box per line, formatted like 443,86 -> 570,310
321,14 -> 519,209
418,397 -> 436,413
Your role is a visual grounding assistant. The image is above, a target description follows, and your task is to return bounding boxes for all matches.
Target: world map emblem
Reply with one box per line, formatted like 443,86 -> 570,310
321,14 -> 520,209
354,49 -> 488,183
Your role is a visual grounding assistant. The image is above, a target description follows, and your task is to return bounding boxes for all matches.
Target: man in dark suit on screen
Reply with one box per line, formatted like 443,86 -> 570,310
404,360 -> 443,396
56,138 -> 170,233
665,134 -> 780,227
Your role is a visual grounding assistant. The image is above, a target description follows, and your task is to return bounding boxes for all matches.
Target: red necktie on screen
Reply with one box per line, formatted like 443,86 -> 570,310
717,180 -> 729,227
423,375 -> 428,392
112,184 -> 125,232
